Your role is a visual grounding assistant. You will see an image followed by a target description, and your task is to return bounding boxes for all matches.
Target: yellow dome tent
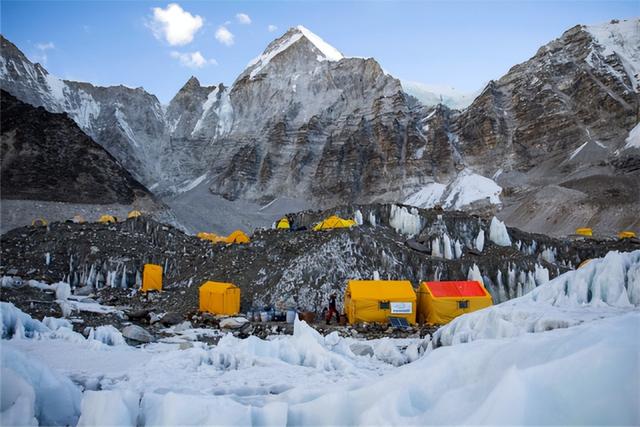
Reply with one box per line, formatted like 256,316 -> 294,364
71,215 -> 85,224
417,281 -> 493,325
127,210 -> 142,219
142,263 -> 163,292
344,280 -> 417,325
313,215 -> 356,231
618,231 -> 636,239
276,217 -> 290,229
199,281 -> 241,315
575,228 -> 592,237
32,218 -> 48,227
98,215 -> 117,224
226,230 -> 250,244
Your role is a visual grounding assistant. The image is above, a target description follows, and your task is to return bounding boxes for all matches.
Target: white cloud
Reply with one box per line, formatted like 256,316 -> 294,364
32,41 -> 55,65
215,26 -> 234,46
268,24 -> 278,32
170,51 -> 217,68
236,13 -> 251,25
149,3 -> 203,46
36,42 -> 55,51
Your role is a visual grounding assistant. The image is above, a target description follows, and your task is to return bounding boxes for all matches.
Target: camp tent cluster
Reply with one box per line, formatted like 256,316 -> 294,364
197,230 -> 250,244
575,228 -> 636,239
344,279 -> 493,326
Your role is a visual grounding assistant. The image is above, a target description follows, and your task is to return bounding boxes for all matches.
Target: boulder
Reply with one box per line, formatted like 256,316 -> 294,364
161,312 -> 183,326
219,317 -> 249,329
121,325 -> 154,343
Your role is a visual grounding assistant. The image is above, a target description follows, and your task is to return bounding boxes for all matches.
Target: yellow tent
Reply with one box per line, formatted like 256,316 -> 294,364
32,218 -> 48,226
619,231 -> 636,239
197,232 -> 227,243
276,217 -> 290,229
575,228 -> 592,237
313,215 -> 357,231
98,215 -> 117,224
226,230 -> 250,244
71,215 -> 85,224
142,264 -> 163,292
417,281 -> 492,325
344,280 -> 417,325
128,210 -> 142,219
199,281 -> 241,315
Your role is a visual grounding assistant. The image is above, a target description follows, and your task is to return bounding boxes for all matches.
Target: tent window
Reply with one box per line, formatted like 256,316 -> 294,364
458,300 -> 469,309
379,301 -> 390,310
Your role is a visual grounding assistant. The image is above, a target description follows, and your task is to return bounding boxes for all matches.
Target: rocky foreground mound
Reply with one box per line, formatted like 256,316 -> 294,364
1,204 -> 637,325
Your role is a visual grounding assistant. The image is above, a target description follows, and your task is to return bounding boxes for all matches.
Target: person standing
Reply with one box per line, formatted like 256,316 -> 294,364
326,293 -> 339,325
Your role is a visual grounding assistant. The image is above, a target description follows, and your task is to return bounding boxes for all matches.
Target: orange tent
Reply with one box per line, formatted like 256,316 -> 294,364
226,230 -> 250,244
417,281 -> 492,325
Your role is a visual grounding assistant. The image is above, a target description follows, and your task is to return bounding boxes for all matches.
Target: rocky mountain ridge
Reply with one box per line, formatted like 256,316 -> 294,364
1,20 -> 638,236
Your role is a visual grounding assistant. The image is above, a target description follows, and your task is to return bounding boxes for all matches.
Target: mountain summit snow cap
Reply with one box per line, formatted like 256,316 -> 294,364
293,25 -> 344,61
243,25 -> 344,79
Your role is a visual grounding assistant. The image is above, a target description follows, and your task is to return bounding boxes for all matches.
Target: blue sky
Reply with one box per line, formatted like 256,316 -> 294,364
1,1 -> 637,103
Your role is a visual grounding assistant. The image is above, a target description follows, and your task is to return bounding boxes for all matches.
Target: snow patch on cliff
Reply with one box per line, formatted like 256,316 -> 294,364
624,122 -> 640,149
404,183 -> 446,208
586,19 -> 640,92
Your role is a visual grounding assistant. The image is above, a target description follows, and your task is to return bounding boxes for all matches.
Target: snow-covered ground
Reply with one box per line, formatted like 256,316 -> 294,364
2,250 -> 639,425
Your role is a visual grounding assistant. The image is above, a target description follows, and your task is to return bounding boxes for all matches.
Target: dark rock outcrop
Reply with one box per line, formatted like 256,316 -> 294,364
0,90 -> 153,204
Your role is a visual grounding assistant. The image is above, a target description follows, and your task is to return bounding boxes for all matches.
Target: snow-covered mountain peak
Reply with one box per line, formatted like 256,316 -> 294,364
293,25 -> 344,61
242,25 -> 344,79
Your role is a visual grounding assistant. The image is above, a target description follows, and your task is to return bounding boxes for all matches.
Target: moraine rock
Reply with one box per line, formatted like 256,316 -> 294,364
121,324 -> 154,343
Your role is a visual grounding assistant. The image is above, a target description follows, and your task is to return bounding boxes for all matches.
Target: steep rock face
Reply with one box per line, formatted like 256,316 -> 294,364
407,19 -> 640,235
205,27 -> 452,204
454,21 -> 639,175
0,90 -> 153,204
